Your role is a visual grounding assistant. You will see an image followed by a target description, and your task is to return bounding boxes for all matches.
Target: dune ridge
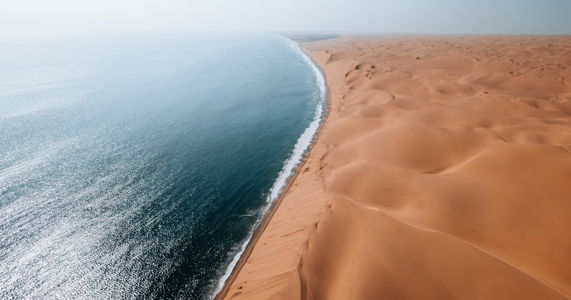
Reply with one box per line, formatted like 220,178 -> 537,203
222,36 -> 571,300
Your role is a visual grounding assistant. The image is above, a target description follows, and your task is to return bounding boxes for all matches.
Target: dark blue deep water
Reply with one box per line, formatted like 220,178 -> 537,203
0,33 -> 325,299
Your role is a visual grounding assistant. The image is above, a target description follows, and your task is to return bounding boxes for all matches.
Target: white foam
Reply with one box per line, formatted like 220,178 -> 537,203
210,37 -> 327,299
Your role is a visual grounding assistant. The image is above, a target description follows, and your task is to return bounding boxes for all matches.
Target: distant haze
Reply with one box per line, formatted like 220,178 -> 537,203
1,0 -> 570,35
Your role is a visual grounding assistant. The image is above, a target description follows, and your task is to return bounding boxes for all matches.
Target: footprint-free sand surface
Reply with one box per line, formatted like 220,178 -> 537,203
221,36 -> 571,300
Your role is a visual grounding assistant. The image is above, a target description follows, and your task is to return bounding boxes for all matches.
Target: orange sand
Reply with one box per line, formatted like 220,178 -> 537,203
220,36 -> 571,300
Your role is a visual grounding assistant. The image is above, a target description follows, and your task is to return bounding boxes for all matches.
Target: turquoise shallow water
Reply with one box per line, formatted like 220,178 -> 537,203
0,33 -> 324,299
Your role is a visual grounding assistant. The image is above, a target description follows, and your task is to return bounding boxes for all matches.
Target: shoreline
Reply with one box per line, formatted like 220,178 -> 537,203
213,43 -> 329,300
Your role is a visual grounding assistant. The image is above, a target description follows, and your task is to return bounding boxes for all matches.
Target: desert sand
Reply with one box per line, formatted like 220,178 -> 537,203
219,36 -> 571,300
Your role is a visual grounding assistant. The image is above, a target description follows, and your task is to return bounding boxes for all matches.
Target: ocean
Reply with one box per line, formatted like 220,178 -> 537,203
0,33 -> 325,299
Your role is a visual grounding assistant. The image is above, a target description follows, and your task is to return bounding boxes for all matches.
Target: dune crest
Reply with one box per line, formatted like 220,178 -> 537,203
222,36 -> 571,300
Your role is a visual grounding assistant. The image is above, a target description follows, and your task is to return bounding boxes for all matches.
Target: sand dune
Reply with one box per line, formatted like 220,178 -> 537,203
221,36 -> 571,300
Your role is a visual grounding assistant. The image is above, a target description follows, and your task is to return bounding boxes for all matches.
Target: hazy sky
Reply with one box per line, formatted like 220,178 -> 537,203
1,0 -> 570,35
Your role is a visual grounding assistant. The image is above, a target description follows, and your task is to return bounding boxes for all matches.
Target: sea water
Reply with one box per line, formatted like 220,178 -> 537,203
0,33 -> 325,299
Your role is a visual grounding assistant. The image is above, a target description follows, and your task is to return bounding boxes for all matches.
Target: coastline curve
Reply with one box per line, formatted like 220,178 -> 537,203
210,36 -> 328,300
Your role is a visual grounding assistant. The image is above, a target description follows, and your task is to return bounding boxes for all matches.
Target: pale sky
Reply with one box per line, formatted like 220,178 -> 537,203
1,0 -> 570,35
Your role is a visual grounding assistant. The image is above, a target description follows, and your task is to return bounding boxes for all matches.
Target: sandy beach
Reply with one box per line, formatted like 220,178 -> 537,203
219,36 -> 571,300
